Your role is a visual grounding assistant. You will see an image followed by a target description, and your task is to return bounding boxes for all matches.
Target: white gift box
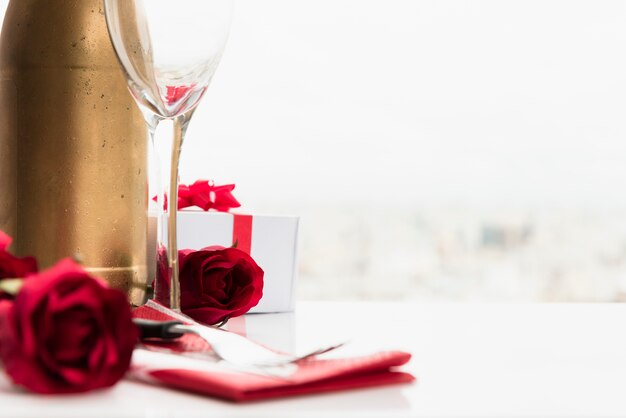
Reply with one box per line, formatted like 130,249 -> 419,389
148,211 -> 299,313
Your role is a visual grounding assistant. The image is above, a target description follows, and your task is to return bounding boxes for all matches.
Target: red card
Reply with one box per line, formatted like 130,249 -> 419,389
130,302 -> 415,402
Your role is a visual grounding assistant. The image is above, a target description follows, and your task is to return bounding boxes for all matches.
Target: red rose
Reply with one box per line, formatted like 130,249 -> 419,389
0,259 -> 137,394
0,230 -> 37,280
156,246 -> 263,325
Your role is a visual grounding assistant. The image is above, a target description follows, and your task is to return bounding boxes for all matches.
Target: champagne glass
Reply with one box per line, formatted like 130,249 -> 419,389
104,0 -> 233,310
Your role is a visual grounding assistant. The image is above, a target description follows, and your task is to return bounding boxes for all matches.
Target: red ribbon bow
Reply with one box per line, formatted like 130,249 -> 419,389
154,180 -> 241,212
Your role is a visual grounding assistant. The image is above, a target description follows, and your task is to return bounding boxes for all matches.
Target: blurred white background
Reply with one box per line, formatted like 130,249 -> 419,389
4,0 -> 626,301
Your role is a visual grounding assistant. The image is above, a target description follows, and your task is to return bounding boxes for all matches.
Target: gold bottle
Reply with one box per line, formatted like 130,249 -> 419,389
0,0 -> 148,305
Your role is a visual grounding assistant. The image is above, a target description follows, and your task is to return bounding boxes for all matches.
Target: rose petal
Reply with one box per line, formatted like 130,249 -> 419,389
201,268 -> 230,302
51,308 -> 97,364
57,366 -> 90,386
0,251 -> 38,280
50,280 -> 104,314
0,230 -> 11,251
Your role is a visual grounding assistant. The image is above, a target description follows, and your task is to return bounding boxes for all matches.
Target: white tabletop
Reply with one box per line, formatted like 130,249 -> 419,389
1,301 -> 626,418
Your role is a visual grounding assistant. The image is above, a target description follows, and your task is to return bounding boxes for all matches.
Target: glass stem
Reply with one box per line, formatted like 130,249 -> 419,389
165,113 -> 193,311
166,118 -> 181,310
145,114 -> 162,303
151,111 -> 194,311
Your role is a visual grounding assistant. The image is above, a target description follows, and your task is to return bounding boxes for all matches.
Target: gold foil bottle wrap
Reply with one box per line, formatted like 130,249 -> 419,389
0,0 -> 148,305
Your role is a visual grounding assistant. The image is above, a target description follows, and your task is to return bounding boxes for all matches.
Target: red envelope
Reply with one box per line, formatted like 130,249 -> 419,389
130,303 -> 415,402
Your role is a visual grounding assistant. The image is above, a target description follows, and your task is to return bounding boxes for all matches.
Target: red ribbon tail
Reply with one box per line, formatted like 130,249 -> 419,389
232,214 -> 253,254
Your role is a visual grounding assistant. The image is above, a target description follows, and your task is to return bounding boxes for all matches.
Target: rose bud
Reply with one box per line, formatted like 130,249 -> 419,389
156,246 -> 263,325
0,259 -> 137,394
